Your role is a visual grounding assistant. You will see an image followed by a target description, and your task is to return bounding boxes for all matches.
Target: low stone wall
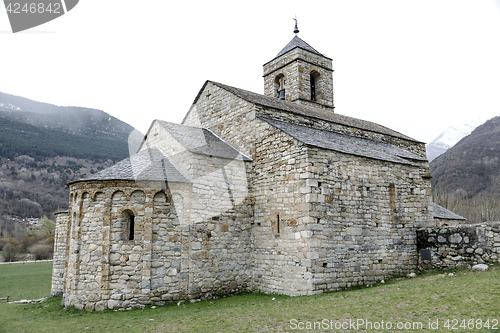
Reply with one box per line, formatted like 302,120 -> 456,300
417,222 -> 500,270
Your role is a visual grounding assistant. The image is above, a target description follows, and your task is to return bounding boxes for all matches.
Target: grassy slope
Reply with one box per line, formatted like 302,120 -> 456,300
0,262 -> 499,332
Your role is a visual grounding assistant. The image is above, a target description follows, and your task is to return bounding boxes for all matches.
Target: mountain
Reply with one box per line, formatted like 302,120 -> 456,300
430,116 -> 500,197
0,92 -> 142,160
0,91 -> 143,237
430,116 -> 500,222
426,124 -> 475,162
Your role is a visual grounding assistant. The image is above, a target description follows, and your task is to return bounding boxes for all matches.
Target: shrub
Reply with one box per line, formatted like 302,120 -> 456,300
15,155 -> 35,164
28,244 -> 53,260
21,234 -> 40,252
2,239 -> 20,262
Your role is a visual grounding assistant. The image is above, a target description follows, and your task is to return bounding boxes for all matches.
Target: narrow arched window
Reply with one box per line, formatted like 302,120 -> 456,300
128,214 -> 135,240
274,74 -> 285,100
310,74 -> 316,101
310,71 -> 320,102
123,210 -> 135,241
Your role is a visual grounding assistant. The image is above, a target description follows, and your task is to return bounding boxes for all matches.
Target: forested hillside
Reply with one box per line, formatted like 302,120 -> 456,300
0,116 -> 130,161
0,92 -> 133,140
430,116 -> 500,222
0,91 -> 143,240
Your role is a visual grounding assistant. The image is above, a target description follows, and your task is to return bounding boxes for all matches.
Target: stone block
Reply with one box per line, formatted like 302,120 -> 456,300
94,301 -> 107,311
306,179 -> 318,187
151,278 -> 163,289
108,299 -> 121,309
472,264 -> 489,271
129,254 -> 140,262
301,259 -> 312,268
110,253 -> 120,265
449,233 -> 462,244
345,227 -> 363,236
300,230 -> 313,239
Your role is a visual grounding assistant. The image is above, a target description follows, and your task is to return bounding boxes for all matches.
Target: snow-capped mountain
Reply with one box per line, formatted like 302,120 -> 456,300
426,124 -> 475,162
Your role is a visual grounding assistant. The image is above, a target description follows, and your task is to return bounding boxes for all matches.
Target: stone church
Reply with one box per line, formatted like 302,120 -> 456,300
51,26 -> 441,311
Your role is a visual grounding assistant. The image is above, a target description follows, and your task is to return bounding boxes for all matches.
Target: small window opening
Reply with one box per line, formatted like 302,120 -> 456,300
275,74 -> 285,100
389,183 -> 396,223
310,71 -> 320,102
129,215 -> 135,240
310,74 -> 316,101
124,210 -> 135,241
277,214 -> 280,233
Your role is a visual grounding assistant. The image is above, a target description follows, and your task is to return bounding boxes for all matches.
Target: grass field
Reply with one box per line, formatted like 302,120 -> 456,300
0,262 -> 499,332
0,261 -> 52,301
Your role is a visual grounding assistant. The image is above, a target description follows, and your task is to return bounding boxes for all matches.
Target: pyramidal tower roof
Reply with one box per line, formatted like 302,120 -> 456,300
275,35 -> 324,58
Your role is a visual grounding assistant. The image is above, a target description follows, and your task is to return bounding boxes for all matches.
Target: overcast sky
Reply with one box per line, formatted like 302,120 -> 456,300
1,0 -> 500,143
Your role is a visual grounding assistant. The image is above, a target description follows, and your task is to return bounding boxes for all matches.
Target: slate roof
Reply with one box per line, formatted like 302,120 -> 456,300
275,36 -> 326,58
71,147 -> 191,184
259,116 -> 426,166
156,120 -> 252,161
432,202 -> 467,220
206,81 -> 420,143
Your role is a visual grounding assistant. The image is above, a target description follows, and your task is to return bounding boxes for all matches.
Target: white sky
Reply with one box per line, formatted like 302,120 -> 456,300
1,0 -> 500,143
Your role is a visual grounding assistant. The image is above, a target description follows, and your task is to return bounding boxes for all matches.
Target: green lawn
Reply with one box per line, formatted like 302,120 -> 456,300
0,261 -> 53,301
0,262 -> 499,332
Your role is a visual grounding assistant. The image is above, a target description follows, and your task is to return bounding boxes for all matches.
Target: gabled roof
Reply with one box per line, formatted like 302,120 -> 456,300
275,36 -> 326,58
156,120 -> 252,161
432,203 -> 467,220
70,147 -> 191,184
204,81 -> 420,143
259,116 -> 426,166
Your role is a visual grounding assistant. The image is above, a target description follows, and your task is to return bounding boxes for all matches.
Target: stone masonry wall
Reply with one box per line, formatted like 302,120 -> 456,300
61,181 -> 159,311
57,176 -> 253,311
51,211 -> 69,296
139,120 -> 252,226
417,222 -> 500,270
307,147 -> 433,291
180,82 -> 432,295
252,119 -> 315,295
183,82 -> 257,158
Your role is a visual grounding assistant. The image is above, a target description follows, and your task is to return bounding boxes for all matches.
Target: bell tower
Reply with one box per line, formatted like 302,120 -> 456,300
263,20 -> 334,110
